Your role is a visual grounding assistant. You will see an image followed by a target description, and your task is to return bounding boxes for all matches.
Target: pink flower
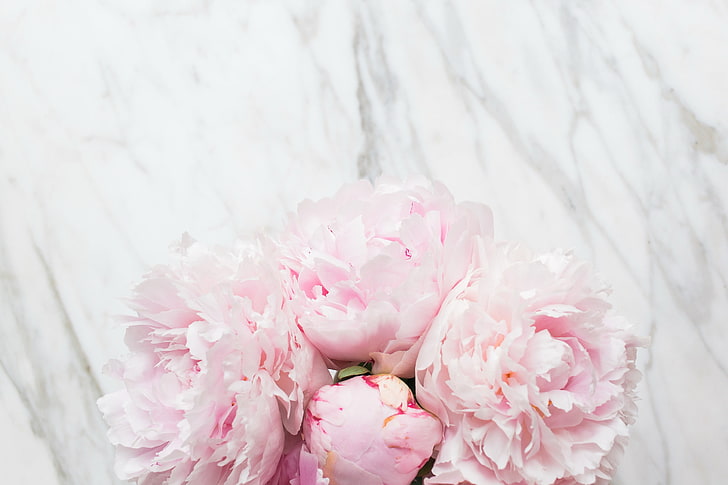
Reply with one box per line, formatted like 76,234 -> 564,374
303,374 -> 443,485
267,436 -> 329,485
97,236 -> 332,485
278,178 -> 492,377
415,241 -> 647,485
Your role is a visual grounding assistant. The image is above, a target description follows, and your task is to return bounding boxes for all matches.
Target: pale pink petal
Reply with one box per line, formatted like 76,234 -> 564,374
98,237 -> 332,485
278,178 -> 493,377
303,374 -> 442,485
416,241 -> 646,484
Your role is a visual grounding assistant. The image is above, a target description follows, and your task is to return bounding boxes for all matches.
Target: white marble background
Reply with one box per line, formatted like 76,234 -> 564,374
1,1 -> 726,484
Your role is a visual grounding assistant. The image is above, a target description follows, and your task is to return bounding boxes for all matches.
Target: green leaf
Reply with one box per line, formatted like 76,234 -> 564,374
401,377 -> 417,396
416,457 -> 435,478
334,365 -> 371,383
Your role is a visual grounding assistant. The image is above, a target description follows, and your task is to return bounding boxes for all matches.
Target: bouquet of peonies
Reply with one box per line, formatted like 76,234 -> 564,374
98,178 -> 646,485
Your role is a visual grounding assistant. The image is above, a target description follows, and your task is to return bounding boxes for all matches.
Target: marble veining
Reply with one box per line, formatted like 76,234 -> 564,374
1,1 -> 727,484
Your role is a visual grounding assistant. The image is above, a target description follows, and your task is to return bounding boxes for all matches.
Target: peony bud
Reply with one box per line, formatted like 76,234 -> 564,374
302,374 -> 442,485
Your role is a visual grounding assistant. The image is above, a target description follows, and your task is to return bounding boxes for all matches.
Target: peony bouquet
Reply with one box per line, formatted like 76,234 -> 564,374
98,178 -> 646,485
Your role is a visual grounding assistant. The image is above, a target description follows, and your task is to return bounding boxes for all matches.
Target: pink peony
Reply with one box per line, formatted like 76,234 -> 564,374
415,241 -> 646,485
97,236 -> 331,485
268,436 -> 329,485
278,178 -> 492,377
302,374 -> 443,485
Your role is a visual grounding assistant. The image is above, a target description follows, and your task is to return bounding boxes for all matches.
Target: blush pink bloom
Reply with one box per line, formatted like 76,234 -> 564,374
267,436 -> 329,485
97,236 -> 331,485
278,178 -> 492,377
303,374 -> 442,485
415,241 -> 647,485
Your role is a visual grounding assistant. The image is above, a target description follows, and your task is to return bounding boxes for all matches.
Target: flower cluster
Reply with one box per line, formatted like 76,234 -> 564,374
99,178 -> 645,485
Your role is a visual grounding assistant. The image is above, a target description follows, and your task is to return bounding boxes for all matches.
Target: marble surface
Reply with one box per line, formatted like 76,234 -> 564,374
1,1 -> 727,484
